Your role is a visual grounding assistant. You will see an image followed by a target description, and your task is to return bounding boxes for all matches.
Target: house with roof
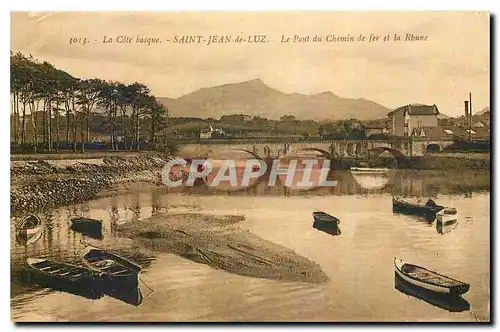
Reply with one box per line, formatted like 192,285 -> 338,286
200,125 -> 225,139
387,104 -> 439,136
410,126 -> 490,153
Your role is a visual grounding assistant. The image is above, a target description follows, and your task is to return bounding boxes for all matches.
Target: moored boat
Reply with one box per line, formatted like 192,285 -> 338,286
392,197 -> 444,219
350,167 -> 390,174
394,258 -> 469,295
27,257 -> 102,296
436,208 -> 458,224
81,246 -> 141,288
394,273 -> 470,312
312,211 -> 340,226
16,215 -> 42,238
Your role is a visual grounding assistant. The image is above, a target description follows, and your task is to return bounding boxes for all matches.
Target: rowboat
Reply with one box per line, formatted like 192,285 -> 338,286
436,208 -> 458,224
394,273 -> 470,312
81,246 -> 141,287
70,217 -> 103,237
16,215 -> 42,238
350,167 -> 390,174
436,219 -> 458,234
312,211 -> 340,226
27,257 -> 103,297
392,197 -> 444,219
394,258 -> 469,295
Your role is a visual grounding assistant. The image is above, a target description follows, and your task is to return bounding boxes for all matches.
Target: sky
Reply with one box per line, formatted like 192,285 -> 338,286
10,11 -> 490,117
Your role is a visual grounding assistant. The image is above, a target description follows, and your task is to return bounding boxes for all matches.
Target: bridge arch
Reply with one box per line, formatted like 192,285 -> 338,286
425,143 -> 442,153
368,147 -> 411,169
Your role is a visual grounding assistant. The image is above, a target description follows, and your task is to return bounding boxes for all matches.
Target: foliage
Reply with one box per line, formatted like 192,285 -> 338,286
10,51 -> 169,153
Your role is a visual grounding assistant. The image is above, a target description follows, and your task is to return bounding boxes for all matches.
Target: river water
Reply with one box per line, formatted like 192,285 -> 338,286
11,170 -> 490,322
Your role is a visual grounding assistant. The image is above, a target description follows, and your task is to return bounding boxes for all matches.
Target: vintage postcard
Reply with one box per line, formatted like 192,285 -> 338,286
10,11 -> 490,322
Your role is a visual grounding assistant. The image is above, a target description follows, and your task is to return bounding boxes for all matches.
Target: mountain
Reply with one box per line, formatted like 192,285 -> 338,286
476,106 -> 490,116
437,113 -> 451,119
158,79 -> 391,121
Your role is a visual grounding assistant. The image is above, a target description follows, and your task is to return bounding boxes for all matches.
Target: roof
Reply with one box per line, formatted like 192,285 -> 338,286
388,104 -> 440,116
411,126 -> 490,140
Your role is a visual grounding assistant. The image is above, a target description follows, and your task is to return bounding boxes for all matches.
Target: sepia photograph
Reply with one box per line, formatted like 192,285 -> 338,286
9,11 -> 490,322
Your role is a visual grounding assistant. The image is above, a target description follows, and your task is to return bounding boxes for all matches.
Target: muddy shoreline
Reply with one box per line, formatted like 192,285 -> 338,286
116,213 -> 329,284
10,154 -> 174,215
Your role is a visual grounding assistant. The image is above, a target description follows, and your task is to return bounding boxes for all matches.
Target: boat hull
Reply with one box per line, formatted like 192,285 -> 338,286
81,246 -> 141,289
392,198 -> 444,219
395,264 -> 451,294
394,258 -> 469,295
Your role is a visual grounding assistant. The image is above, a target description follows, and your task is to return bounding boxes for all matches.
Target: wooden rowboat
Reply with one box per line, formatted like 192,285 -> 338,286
350,167 -> 390,174
436,208 -> 458,224
394,273 -> 470,312
81,246 -> 141,288
16,215 -> 42,238
312,211 -> 340,225
27,257 -> 103,299
394,258 -> 469,295
392,197 -> 444,219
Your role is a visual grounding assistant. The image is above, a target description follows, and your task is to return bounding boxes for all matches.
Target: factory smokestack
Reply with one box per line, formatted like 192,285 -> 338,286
464,100 -> 469,126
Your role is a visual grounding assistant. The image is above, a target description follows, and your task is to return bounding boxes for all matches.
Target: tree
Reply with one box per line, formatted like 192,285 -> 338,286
77,78 -> 105,152
280,115 -> 296,122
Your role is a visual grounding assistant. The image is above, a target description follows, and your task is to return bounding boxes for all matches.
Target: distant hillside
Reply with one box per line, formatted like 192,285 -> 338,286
158,79 -> 391,121
476,106 -> 490,116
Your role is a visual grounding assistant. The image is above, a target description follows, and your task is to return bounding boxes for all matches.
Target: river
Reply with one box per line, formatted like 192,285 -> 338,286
10,169 -> 490,322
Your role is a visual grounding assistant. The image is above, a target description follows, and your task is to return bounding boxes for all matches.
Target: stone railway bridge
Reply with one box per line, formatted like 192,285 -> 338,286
176,137 -> 454,159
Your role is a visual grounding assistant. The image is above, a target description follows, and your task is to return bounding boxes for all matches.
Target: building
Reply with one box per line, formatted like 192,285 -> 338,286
410,125 -> 490,152
364,125 -> 388,137
200,125 -> 225,139
387,104 -> 439,136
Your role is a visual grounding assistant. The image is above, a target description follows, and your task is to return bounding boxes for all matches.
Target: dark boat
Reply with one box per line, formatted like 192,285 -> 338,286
392,197 -> 444,220
394,273 -> 470,312
16,215 -> 42,238
27,257 -> 103,298
81,246 -> 141,288
394,258 -> 470,295
70,217 -> 103,237
312,211 -> 340,226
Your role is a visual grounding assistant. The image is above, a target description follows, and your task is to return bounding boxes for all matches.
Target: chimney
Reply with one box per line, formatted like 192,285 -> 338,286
464,100 -> 469,126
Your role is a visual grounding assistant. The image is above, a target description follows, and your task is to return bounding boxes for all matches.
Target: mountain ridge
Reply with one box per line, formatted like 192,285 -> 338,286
158,79 -> 391,121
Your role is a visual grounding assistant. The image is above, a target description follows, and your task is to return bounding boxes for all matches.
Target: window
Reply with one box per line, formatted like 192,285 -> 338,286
444,129 -> 454,134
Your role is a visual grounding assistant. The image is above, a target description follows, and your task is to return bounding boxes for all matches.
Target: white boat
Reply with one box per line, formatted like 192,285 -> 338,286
394,258 -> 469,295
349,167 -> 390,174
15,215 -> 42,238
436,208 -> 458,224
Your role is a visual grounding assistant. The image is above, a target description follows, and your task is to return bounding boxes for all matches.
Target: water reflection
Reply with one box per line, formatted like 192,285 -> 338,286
394,273 -> 470,312
178,169 -> 488,198
105,285 -> 143,306
436,220 -> 459,235
312,219 -> 341,236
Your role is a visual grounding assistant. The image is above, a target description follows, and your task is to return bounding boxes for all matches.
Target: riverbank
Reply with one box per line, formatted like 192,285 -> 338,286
10,154 -> 180,215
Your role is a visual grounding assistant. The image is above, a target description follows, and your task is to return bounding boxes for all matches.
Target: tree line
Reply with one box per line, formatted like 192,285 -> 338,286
10,51 -> 169,153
